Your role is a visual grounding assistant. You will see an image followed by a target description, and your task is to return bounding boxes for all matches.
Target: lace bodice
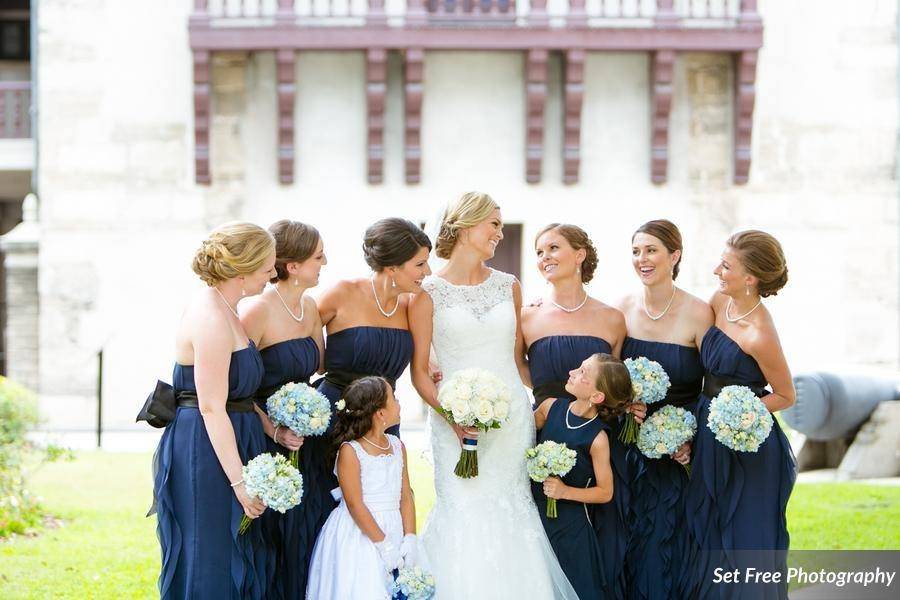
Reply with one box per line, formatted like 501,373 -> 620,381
422,269 -> 519,382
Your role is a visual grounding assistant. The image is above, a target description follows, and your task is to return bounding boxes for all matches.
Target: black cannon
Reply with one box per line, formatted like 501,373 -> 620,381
782,371 -> 900,441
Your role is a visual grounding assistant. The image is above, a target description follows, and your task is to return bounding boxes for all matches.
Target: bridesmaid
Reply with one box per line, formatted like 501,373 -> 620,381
521,223 -> 637,600
239,220 -> 326,599
154,222 -> 276,599
532,353 -> 631,600
684,230 -> 796,600
615,220 -> 712,600
304,217 -> 432,586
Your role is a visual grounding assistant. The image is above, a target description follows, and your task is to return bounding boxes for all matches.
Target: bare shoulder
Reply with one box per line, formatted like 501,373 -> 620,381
302,294 -> 319,312
613,293 -> 637,313
591,428 -> 610,451
537,397 -> 557,415
681,290 -> 714,324
239,294 -> 271,320
592,300 -> 626,326
745,311 -> 781,356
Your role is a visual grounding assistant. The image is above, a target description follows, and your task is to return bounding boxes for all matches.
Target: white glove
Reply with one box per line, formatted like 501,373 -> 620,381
399,533 -> 418,567
374,539 -> 403,572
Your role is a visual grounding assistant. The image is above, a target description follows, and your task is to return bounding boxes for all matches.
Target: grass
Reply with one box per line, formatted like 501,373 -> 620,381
0,452 -> 897,598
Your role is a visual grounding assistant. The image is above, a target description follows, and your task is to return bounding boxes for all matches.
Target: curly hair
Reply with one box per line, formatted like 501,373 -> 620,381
329,376 -> 391,465
590,353 -> 633,422
535,223 -> 599,284
435,191 -> 499,259
191,222 -> 275,286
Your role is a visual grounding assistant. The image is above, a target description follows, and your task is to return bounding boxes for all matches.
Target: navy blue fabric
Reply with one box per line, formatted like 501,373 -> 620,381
528,335 -> 612,402
533,398 -> 611,599
527,334 -> 628,599
621,337 -> 703,600
256,337 -> 319,600
155,343 -> 273,599
684,327 -> 796,600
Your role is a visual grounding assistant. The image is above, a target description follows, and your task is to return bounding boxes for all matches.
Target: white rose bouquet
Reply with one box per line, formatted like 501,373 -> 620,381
436,368 -> 512,478
266,381 -> 332,469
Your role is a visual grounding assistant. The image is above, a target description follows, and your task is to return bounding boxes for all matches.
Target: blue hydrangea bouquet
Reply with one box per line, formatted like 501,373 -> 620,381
525,440 -> 578,518
637,404 -> 697,475
238,453 -> 303,535
266,381 -> 332,469
707,385 -> 773,452
620,357 -> 671,444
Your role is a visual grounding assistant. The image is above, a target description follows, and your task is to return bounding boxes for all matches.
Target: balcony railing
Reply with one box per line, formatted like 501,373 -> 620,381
0,82 -> 31,139
194,0 -> 752,29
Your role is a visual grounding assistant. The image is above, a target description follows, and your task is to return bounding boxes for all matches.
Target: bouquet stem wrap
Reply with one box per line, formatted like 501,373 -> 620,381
455,437 -> 479,478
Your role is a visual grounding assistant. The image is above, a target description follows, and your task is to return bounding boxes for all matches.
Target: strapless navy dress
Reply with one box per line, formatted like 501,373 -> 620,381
621,337 -> 703,600
154,342 -> 272,599
255,337 -> 319,599
684,327 -> 796,600
527,334 -> 628,599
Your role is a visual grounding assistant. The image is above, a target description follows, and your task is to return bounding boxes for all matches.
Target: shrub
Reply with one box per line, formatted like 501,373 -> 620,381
0,377 -> 45,538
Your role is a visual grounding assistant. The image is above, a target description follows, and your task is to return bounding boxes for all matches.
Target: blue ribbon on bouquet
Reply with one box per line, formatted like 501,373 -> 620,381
461,437 -> 478,451
391,569 -> 408,600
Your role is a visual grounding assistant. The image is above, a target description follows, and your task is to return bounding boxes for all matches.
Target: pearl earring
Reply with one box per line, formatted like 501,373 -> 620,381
294,278 -> 299,286
745,284 -> 750,296
241,287 -> 246,297
391,277 -> 396,289
576,266 -> 581,274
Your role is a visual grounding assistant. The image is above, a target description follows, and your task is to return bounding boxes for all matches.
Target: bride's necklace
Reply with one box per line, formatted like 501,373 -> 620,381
370,277 -> 399,318
214,287 -> 240,319
643,286 -> 677,321
273,284 -> 305,323
550,290 -> 588,313
362,434 -> 391,451
566,403 -> 600,429
725,297 -> 762,323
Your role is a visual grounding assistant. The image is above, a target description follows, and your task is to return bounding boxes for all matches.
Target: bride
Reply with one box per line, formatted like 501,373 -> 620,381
409,192 -> 578,599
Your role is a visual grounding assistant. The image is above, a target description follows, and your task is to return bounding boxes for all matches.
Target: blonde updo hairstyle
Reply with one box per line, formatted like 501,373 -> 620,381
727,230 -> 788,297
191,222 -> 276,286
435,191 -> 500,259
535,223 -> 598,284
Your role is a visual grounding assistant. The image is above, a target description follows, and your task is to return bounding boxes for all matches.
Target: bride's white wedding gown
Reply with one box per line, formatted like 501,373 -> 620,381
421,269 -> 578,600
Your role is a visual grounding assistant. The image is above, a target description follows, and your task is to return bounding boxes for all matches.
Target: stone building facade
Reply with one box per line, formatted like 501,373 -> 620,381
1,0 -> 896,441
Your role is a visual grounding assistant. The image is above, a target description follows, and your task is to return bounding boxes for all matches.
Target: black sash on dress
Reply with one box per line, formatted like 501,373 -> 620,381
175,390 -> 256,413
702,373 -> 768,399
322,369 -> 397,393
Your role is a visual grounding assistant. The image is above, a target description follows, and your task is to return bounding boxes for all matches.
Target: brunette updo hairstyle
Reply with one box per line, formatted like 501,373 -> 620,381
330,376 -> 391,463
435,191 -> 499,259
191,222 -> 275,286
590,353 -> 634,422
363,218 -> 432,271
633,219 -> 684,280
535,223 -> 598,284
727,230 -> 788,297
268,220 -> 321,283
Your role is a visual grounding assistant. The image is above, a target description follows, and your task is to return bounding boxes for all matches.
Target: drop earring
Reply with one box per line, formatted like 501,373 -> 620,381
294,278 -> 299,286
745,283 -> 750,296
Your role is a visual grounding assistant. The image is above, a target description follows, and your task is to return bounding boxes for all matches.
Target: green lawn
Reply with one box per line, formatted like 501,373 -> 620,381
0,452 -> 897,598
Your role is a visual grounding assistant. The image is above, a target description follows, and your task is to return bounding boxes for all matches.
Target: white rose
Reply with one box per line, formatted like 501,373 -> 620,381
450,398 -> 471,422
493,401 -> 510,421
475,400 -> 494,423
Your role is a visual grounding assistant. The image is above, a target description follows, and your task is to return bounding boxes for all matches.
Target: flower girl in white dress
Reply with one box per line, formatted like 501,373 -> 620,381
306,376 -> 426,600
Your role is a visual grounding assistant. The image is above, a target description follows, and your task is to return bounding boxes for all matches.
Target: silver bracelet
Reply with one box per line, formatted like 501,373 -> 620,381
273,426 -> 281,444
230,479 -> 244,488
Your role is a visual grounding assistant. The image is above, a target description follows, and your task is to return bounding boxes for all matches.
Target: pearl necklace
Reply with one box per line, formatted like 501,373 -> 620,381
725,297 -> 762,323
550,291 -> 588,313
370,276 -> 399,318
643,287 -> 677,321
273,284 -> 305,323
361,434 -> 391,451
565,404 -> 600,430
214,287 -> 240,319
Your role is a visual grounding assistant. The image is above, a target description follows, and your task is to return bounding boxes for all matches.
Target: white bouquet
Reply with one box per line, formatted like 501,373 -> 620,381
436,368 -> 512,478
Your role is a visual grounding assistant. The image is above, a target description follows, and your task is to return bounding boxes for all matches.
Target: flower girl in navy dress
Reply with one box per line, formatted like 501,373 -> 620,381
685,230 -> 796,600
532,353 -> 632,600
521,224 -> 641,600
306,218 -> 431,591
615,220 -> 712,600
306,376 -> 425,600
240,220 -> 325,599
153,222 -> 276,599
